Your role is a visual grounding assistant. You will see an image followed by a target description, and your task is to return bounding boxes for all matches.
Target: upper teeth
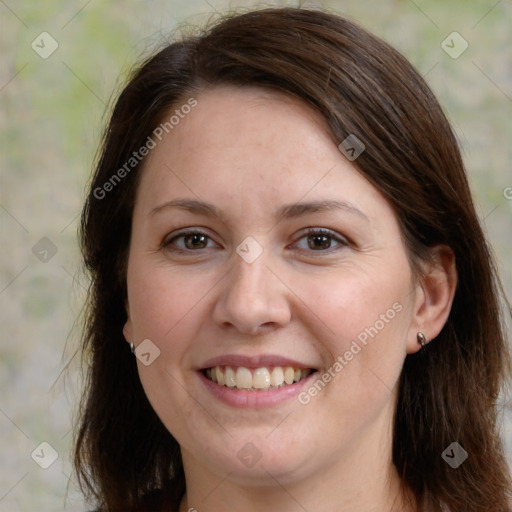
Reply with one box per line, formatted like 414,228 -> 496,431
205,366 -> 312,391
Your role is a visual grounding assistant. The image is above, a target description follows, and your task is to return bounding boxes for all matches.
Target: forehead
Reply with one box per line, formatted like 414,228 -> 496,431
150,86 -> 334,164
134,86 -> 384,220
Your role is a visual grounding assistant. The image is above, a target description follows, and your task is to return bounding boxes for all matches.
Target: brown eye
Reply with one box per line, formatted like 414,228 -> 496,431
183,233 -> 208,249
164,230 -> 218,252
307,234 -> 332,250
293,228 -> 348,252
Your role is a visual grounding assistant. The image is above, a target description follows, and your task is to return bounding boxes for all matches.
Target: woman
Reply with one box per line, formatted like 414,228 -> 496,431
75,7 -> 512,511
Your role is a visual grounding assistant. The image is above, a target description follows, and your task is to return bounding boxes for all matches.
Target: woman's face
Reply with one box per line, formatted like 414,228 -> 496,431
124,86 -> 423,487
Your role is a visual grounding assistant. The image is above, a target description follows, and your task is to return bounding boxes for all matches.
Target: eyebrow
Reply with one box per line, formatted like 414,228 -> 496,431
149,198 -> 368,222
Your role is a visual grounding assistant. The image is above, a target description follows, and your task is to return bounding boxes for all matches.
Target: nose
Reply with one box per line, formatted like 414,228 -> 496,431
212,250 -> 292,335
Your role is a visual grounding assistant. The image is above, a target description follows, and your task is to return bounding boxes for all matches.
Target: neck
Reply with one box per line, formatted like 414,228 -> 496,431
178,433 -> 416,512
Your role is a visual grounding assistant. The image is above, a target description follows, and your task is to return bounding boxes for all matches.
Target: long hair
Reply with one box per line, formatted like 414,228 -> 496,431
75,8 -> 511,511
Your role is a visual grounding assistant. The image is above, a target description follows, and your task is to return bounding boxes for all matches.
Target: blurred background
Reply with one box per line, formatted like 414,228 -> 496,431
1,0 -> 511,510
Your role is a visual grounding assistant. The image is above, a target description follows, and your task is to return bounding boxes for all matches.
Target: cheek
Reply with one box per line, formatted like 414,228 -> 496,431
285,274 -> 410,452
307,265 -> 408,344
126,263 -> 216,436
127,262 -> 215,341
295,262 -> 411,398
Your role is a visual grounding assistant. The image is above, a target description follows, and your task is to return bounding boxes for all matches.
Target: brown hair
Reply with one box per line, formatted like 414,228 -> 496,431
75,7 -> 512,511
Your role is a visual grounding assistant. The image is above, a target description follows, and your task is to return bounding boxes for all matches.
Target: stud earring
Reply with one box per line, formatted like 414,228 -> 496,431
130,342 -> 135,354
417,332 -> 427,347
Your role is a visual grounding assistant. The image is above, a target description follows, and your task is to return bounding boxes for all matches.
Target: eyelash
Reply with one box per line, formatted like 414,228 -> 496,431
162,227 -> 349,255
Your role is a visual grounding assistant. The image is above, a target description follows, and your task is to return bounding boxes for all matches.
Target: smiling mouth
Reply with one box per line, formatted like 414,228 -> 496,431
203,365 -> 316,391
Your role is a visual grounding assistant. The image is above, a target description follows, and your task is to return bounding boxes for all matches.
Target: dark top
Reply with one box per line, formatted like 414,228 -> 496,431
89,481 -> 184,511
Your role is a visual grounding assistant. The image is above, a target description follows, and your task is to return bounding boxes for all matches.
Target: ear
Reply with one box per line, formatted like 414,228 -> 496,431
123,298 -> 133,343
406,245 -> 457,354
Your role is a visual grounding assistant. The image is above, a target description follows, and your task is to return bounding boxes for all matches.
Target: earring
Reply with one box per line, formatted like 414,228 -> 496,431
130,342 -> 135,354
417,332 -> 427,347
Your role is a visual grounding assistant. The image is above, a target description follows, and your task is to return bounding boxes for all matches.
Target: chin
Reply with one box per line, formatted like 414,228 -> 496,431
187,432 -> 321,486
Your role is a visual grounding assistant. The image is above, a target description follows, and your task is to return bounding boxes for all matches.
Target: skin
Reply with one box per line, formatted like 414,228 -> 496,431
123,86 -> 457,512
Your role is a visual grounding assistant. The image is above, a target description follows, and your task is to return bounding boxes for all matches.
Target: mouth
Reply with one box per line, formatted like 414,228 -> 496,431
203,365 -> 316,391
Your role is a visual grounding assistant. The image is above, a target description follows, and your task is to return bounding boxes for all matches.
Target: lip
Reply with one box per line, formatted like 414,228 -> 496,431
198,354 -> 317,370
197,369 -> 318,409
